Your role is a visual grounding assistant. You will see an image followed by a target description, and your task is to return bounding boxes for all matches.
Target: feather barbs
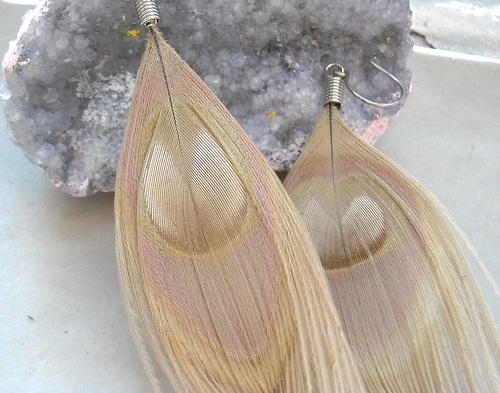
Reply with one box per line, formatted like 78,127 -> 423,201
139,103 -> 259,257
115,26 -> 368,393
284,99 -> 500,392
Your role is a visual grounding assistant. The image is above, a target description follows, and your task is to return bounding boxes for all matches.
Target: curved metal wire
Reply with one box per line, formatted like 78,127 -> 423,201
345,60 -> 406,108
324,60 -> 406,108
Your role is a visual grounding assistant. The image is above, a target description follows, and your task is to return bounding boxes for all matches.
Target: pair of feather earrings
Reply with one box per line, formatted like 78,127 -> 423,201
115,2 -> 500,392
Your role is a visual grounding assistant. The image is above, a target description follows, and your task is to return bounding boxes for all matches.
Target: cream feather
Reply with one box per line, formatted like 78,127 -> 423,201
115,27 -> 367,393
284,103 -> 500,392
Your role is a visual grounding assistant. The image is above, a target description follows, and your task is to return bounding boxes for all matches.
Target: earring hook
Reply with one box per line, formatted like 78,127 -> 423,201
324,60 -> 406,108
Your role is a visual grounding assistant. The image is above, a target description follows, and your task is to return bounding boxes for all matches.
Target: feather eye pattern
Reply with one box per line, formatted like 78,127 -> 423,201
284,103 -> 500,392
114,26 -> 368,393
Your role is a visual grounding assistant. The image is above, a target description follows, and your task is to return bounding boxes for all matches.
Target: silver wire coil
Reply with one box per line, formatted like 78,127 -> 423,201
324,63 -> 345,108
134,0 -> 161,26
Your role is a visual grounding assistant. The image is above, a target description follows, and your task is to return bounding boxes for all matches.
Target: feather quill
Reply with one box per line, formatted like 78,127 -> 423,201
115,26 -> 367,393
284,102 -> 500,392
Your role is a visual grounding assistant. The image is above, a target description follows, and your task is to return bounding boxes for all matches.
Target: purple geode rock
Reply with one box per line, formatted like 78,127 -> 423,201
3,0 -> 412,196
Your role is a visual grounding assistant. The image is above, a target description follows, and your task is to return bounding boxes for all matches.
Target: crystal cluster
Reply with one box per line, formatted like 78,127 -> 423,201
2,0 -> 412,196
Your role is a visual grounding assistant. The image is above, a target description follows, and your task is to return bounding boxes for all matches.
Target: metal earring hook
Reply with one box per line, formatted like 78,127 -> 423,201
324,60 -> 406,108
346,60 -> 406,108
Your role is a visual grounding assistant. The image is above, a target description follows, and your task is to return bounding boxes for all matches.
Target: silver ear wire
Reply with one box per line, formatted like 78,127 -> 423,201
324,60 -> 406,108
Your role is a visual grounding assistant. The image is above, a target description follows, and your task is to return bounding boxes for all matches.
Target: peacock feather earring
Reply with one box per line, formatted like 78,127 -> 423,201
114,2 -> 367,392
283,61 -> 500,392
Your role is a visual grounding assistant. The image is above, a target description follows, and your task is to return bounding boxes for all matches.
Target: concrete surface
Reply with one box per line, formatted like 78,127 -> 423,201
411,0 -> 500,58
1,2 -> 499,392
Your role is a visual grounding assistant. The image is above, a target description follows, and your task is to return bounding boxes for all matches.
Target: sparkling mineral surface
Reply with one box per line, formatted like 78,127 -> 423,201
2,0 -> 412,196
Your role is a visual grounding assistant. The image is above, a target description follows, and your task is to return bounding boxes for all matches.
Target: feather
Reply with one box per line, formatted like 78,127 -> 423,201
114,26 -> 367,393
283,104 -> 500,392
